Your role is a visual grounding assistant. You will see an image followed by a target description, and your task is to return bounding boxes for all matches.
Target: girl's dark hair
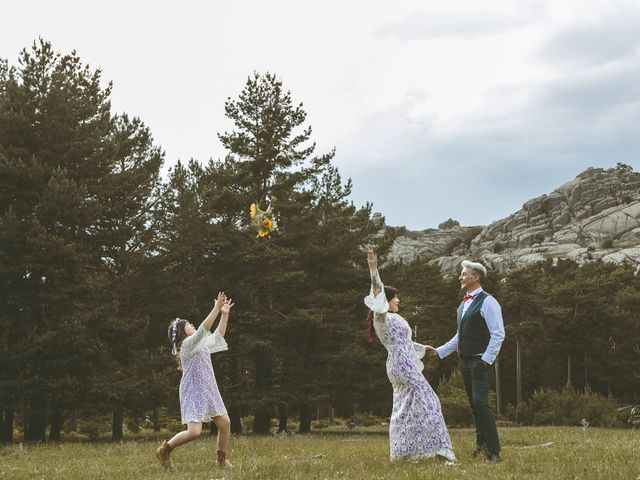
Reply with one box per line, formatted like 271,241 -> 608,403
168,319 -> 189,370
365,286 -> 399,342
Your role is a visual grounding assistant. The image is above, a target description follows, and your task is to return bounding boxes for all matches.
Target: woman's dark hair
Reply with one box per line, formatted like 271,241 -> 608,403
365,286 -> 399,342
168,319 -> 189,370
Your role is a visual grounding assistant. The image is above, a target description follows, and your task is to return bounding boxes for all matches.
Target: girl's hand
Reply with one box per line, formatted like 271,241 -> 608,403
367,250 -> 378,270
221,299 -> 235,315
214,291 -> 226,310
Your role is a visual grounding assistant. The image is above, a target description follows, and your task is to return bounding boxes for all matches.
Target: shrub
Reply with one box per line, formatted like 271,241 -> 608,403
312,419 -> 328,429
503,403 -> 518,423
443,237 -> 463,255
62,431 -> 84,442
126,418 -> 140,434
438,219 -> 460,230
615,162 -> 633,173
285,419 -> 300,431
462,227 -> 483,248
356,413 -> 382,427
517,387 -> 622,427
79,420 -> 102,441
166,419 -> 183,433
241,416 -> 254,433
437,370 -> 473,427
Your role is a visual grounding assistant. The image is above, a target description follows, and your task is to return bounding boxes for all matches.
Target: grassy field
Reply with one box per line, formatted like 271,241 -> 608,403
1,427 -> 639,480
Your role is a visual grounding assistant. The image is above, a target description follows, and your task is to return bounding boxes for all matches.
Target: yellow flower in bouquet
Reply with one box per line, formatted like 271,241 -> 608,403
249,198 -> 278,238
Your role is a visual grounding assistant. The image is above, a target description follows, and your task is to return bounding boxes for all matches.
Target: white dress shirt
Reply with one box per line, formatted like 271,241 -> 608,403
435,287 -> 505,365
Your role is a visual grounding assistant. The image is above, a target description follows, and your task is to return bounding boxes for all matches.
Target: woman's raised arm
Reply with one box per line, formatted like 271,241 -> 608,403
367,250 -> 383,297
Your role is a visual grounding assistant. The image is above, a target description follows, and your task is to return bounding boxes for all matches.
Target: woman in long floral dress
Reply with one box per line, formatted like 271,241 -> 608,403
364,251 -> 457,463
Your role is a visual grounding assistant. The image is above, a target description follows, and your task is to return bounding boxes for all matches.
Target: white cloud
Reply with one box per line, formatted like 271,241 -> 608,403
1,0 -> 639,230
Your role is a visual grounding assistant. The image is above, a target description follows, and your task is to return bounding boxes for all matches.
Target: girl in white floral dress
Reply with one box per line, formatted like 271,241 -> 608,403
155,292 -> 234,470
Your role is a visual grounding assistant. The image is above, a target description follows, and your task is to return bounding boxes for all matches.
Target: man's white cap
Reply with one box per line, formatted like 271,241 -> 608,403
461,260 -> 487,278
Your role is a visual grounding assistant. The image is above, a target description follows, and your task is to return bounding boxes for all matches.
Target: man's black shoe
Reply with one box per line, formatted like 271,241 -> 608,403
472,446 -> 487,457
485,453 -> 502,463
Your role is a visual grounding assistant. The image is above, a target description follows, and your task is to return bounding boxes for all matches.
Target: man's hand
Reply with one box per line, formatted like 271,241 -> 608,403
425,345 -> 439,358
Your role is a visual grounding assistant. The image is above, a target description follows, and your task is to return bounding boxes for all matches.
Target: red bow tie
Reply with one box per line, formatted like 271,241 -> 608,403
463,294 -> 476,301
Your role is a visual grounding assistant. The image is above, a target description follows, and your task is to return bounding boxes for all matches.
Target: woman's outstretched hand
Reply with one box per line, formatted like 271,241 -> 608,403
367,250 -> 378,270
425,345 -> 439,358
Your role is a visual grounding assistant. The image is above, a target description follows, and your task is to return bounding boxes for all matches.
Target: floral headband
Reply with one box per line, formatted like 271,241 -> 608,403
171,318 -> 181,356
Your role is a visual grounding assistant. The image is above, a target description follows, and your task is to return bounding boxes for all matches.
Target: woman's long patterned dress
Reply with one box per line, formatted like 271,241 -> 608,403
373,312 -> 456,462
178,323 -> 228,424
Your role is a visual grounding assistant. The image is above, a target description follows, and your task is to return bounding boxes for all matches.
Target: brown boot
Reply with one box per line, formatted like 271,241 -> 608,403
155,440 -> 175,471
217,449 -> 233,468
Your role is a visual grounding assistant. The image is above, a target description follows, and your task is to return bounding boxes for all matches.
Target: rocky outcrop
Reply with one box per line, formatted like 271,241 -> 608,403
383,165 -> 640,275
471,166 -> 640,250
384,226 -> 482,265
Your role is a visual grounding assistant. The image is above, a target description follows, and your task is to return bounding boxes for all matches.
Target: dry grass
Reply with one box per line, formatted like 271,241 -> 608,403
1,427 -> 639,479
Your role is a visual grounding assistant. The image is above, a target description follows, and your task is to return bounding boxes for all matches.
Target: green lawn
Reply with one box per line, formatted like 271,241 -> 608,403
1,427 -> 639,479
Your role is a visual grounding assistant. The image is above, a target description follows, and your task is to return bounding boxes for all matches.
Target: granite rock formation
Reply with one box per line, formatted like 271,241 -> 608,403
382,165 -> 640,275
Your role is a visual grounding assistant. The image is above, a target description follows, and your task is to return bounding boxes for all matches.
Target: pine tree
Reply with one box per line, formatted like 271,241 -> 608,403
0,39 -> 111,441
90,113 -> 164,440
0,39 -> 164,442
213,72 -> 381,432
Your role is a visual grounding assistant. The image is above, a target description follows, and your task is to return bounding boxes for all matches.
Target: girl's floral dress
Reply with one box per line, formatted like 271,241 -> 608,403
179,324 -> 228,424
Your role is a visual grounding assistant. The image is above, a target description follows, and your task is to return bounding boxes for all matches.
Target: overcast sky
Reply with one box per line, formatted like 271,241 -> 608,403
3,0 -> 640,230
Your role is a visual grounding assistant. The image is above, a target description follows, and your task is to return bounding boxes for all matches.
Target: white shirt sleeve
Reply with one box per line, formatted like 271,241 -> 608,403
480,296 -> 505,365
205,328 -> 229,354
436,332 -> 459,359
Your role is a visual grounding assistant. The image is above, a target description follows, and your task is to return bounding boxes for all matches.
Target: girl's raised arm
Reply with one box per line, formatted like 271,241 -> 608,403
202,291 -> 226,331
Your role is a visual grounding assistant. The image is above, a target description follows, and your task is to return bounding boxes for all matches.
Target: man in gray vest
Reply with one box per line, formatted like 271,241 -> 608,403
426,260 -> 505,463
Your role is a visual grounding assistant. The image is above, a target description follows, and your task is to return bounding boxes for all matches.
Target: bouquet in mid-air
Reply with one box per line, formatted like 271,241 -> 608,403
249,197 -> 278,238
